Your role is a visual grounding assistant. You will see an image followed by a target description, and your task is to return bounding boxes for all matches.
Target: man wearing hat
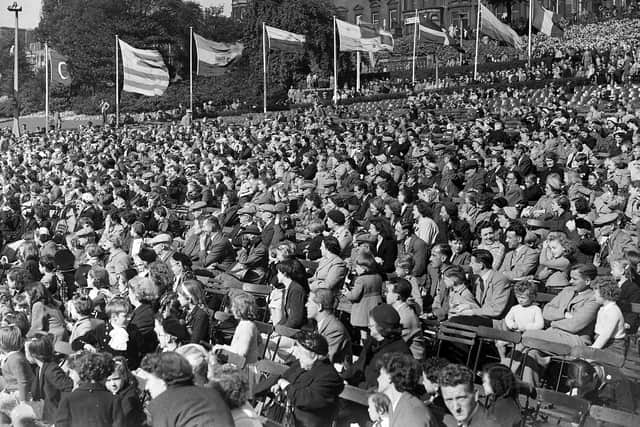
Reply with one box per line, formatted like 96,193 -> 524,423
258,204 -> 283,248
593,212 -> 636,270
326,209 -> 352,257
256,331 -> 344,427
183,200 -> 208,241
149,233 -> 174,265
229,204 -> 258,246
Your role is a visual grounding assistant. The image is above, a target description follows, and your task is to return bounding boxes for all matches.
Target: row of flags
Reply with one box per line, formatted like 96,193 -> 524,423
45,0 -> 564,96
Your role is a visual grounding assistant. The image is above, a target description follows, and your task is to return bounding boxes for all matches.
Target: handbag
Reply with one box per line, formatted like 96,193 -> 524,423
261,390 -> 296,427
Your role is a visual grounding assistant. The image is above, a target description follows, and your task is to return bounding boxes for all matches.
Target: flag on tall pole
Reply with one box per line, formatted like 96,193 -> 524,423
48,48 -> 72,86
532,0 -> 564,37
336,18 -> 394,52
193,32 -> 244,76
44,42 -> 49,130
118,40 -> 169,96
410,10 -> 418,85
265,25 -> 306,52
480,4 -> 524,49
263,23 -> 267,113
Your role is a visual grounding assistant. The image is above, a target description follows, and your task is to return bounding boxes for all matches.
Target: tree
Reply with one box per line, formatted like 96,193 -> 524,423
241,0 -> 337,95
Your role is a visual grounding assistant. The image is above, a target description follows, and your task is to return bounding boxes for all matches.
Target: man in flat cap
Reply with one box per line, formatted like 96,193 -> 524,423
593,212 -> 636,271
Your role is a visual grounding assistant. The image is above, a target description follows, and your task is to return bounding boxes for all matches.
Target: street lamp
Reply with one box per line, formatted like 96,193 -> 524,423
8,2 -> 22,137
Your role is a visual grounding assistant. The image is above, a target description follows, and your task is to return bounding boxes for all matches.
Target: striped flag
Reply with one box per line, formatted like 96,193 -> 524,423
418,21 -> 451,46
480,4 -> 524,49
532,0 -> 564,38
119,40 -> 169,96
194,33 -> 243,76
336,18 -> 394,52
265,25 -> 306,52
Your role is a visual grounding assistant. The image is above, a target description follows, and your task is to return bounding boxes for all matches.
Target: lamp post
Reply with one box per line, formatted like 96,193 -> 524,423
8,2 -> 22,137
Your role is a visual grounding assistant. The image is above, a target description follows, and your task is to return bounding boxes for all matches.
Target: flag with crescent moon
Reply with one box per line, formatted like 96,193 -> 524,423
49,49 -> 72,86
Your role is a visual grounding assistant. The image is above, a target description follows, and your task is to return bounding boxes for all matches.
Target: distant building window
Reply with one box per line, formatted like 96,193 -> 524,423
389,9 -> 398,28
372,12 -> 380,25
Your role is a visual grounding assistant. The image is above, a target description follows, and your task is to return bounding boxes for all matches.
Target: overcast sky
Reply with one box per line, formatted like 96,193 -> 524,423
0,0 -> 232,29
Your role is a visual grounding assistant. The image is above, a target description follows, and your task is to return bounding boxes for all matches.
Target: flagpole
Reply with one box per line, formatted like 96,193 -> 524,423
528,0 -> 532,67
45,42 -> 49,131
333,16 -> 338,105
263,22 -> 267,114
356,16 -> 361,92
412,9 -> 417,85
435,57 -> 439,87
474,0 -> 481,80
459,17 -> 464,66
115,34 -> 119,128
189,26 -> 193,115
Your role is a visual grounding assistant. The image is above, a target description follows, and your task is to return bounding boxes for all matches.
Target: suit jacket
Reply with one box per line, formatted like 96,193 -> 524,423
390,392 -> 439,427
373,238 -> 398,273
498,245 -> 540,281
32,362 -> 74,423
352,195 -> 372,221
542,286 -> 600,342
55,382 -> 124,427
147,384 -> 234,427
443,402 -> 502,427
401,235 -> 428,282
618,279 -> 640,331
198,232 -> 235,270
473,270 -> 511,318
317,314 -> 352,363
130,303 -> 158,355
279,281 -> 307,329
310,253 -> 347,291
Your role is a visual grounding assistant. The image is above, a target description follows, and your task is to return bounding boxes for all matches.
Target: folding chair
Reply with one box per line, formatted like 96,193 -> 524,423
518,336 -> 572,391
473,326 -> 522,371
255,321 -> 274,359
242,283 -> 272,322
532,388 -> 589,426
270,325 -> 301,361
570,346 -> 625,368
436,321 -> 478,367
588,405 -> 640,427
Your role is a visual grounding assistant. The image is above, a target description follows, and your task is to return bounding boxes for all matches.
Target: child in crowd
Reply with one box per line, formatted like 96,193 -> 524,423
444,268 -> 479,319
367,392 -> 391,427
105,356 -> 145,427
394,254 -> 422,314
39,254 -> 60,296
25,333 -> 73,424
103,297 -> 140,369
55,351 -> 124,427
0,325 -> 32,402
87,266 -> 113,317
68,295 -> 106,352
449,230 -> 472,267
592,277 -> 626,351
497,281 -> 544,361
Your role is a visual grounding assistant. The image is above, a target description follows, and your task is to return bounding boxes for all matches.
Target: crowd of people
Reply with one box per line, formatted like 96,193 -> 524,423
1,11 -> 640,427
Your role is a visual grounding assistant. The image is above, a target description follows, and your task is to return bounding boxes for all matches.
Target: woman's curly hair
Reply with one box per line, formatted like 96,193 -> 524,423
71,352 -> 115,383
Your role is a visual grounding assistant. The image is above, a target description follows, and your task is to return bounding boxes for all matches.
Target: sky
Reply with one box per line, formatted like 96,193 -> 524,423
0,0 -> 231,29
